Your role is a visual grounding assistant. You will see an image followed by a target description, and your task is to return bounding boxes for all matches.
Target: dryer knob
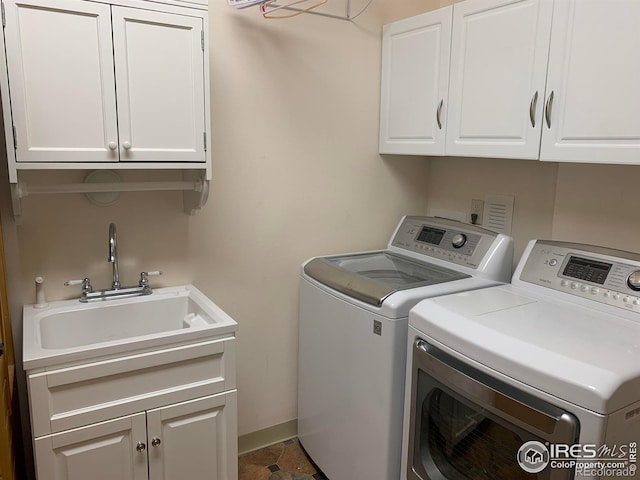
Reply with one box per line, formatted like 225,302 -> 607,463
451,234 -> 467,249
627,270 -> 640,291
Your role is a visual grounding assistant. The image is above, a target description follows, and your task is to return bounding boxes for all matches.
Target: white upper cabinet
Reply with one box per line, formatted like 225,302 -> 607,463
4,0 -> 119,163
381,0 -> 640,165
445,0 -> 553,160
112,7 -> 205,163
1,0 -> 210,176
540,0 -> 640,164
379,8 -> 452,155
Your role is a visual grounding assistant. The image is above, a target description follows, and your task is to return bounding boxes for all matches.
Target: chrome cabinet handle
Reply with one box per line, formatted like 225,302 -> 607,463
122,141 -> 132,150
136,442 -> 146,453
436,99 -> 444,130
151,437 -> 162,448
529,91 -> 538,128
544,90 -> 554,128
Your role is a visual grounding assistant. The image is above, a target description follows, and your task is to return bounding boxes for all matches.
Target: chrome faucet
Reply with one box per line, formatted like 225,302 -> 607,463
65,223 -> 162,302
108,223 -> 121,289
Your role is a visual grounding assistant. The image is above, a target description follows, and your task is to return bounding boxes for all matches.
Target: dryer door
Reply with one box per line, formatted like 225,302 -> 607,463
407,339 -> 579,480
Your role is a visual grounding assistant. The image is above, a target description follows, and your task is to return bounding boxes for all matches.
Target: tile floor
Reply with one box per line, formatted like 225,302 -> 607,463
238,438 -> 328,480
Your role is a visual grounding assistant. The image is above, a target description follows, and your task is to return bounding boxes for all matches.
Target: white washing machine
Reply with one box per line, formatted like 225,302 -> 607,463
403,240 -> 640,480
297,216 -> 514,480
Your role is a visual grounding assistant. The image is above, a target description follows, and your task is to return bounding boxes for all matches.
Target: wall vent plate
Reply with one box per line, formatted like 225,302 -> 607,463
483,195 -> 514,234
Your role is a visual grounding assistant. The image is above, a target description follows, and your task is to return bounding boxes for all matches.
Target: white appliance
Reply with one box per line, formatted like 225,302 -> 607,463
297,216 -> 514,480
403,240 -> 640,480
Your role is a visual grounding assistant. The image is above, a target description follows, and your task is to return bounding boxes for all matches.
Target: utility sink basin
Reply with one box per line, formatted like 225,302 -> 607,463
23,285 -> 237,369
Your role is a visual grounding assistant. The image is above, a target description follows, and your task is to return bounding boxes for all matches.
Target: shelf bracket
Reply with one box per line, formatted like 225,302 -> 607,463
10,170 -> 210,221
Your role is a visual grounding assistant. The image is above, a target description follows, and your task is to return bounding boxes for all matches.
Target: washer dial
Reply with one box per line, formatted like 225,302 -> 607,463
627,270 -> 640,291
451,233 -> 467,249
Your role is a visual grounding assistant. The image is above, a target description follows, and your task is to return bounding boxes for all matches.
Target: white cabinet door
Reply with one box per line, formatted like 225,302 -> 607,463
3,0 -> 119,163
379,7 -> 452,155
446,0 -> 553,159
540,0 -> 640,164
34,413 -> 148,480
147,391 -> 238,480
112,7 -> 206,163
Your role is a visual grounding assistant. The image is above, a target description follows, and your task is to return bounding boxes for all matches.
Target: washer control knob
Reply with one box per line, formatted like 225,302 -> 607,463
613,293 -> 620,300
580,285 -> 589,292
634,299 -> 640,306
627,271 -> 640,291
570,282 -> 579,290
451,234 -> 467,249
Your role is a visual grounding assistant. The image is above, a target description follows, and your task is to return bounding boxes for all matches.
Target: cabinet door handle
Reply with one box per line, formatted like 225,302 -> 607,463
151,437 -> 162,448
122,141 -> 132,150
136,442 -> 146,452
529,91 -> 538,128
108,141 -> 118,151
436,99 -> 444,130
544,91 -> 554,128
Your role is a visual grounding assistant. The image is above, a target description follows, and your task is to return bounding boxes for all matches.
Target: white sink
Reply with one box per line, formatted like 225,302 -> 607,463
23,285 -> 237,369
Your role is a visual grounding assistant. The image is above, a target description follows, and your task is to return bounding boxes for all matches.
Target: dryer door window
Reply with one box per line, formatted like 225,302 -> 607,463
408,340 -> 579,480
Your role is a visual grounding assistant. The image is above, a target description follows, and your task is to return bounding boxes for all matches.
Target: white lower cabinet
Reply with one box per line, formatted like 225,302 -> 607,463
147,393 -> 237,480
27,336 -> 238,480
34,413 -> 148,480
34,392 -> 237,480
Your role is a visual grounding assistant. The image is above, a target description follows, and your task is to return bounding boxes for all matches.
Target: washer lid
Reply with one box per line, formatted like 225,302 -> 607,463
410,287 -> 640,414
304,251 -> 469,306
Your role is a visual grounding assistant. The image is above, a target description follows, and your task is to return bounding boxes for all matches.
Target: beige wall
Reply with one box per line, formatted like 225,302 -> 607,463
2,0 -> 640,464
425,157 -> 559,261
552,163 -> 640,252
190,0 -> 430,436
425,157 -> 640,266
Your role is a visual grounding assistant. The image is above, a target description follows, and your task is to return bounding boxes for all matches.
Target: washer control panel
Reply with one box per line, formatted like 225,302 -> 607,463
390,216 -> 499,269
520,240 -> 640,312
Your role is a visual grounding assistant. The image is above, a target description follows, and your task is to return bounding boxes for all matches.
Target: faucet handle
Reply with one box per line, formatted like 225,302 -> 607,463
139,271 -> 162,288
64,278 -> 93,294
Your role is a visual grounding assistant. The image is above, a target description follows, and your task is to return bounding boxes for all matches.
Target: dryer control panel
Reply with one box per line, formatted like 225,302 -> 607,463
390,216 -> 503,270
520,240 -> 640,313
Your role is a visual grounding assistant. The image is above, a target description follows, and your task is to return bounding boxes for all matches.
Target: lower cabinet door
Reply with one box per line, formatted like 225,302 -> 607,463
34,413 -> 148,480
146,391 -> 238,480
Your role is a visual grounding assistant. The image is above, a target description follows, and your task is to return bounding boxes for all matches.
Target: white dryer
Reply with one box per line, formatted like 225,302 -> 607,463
297,216 -> 514,480
403,240 -> 640,480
